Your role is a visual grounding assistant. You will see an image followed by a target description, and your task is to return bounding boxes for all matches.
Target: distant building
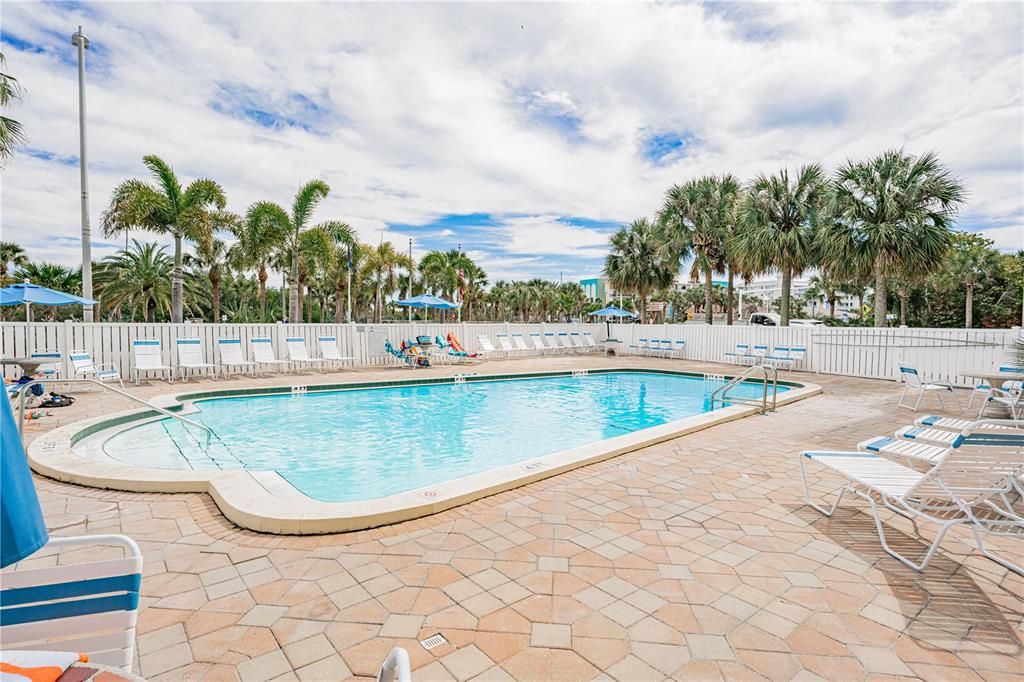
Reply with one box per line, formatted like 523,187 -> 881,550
580,277 -> 611,303
737,275 -> 858,316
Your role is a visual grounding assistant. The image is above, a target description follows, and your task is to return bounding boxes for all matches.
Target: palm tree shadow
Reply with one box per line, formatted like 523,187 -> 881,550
786,503 -> 1023,657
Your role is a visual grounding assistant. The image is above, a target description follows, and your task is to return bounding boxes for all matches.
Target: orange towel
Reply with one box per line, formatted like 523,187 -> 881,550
1,651 -> 88,682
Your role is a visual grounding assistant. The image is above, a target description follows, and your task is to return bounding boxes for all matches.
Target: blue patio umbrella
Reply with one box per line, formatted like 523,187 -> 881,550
0,282 -> 97,351
1,384 -> 48,567
395,294 -> 459,309
590,306 -> 638,318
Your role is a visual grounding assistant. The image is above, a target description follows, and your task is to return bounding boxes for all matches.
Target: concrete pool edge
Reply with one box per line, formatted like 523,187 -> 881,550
29,368 -> 822,534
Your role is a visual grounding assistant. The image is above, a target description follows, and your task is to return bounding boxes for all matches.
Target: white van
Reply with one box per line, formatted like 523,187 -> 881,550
749,312 -> 780,326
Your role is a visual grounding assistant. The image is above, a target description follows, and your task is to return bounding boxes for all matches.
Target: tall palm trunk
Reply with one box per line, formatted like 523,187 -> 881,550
780,268 -> 792,326
873,255 -> 887,327
726,271 -> 734,325
257,266 -> 268,320
172,234 -> 184,323
898,290 -> 908,327
828,296 -> 836,319
335,281 -> 345,322
965,282 -> 974,329
703,266 -> 714,325
209,268 -> 221,322
288,244 -> 300,322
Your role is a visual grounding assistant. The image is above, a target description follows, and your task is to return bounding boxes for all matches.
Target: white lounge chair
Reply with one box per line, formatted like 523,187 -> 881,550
316,336 -> 355,369
0,534 -> 143,670
496,333 -> 518,357
131,339 -> 173,385
29,350 -> 62,380
629,337 -> 649,356
286,336 -> 321,372
582,332 -> 601,354
570,332 -> 587,353
476,334 -> 501,359
250,337 -> 290,375
511,333 -> 532,355
557,332 -> 574,354
543,332 -> 562,355
69,350 -> 123,389
800,422 -> 1024,573
217,338 -> 257,377
175,338 -> 218,381
764,345 -> 792,370
530,332 -> 548,355
897,365 -> 960,413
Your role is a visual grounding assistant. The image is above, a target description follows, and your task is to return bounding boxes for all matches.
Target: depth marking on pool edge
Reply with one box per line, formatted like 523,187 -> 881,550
524,461 -> 547,470
422,490 -> 439,498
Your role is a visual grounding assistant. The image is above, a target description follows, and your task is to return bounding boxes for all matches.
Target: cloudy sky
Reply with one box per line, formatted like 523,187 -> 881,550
2,1 -> 1022,284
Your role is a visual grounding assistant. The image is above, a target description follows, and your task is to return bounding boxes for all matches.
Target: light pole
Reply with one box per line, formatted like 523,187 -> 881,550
72,26 -> 93,322
456,242 -> 462,324
346,244 -> 352,323
407,238 -> 413,322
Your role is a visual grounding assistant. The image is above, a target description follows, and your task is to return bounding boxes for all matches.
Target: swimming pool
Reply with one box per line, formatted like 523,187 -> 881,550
101,371 -> 785,503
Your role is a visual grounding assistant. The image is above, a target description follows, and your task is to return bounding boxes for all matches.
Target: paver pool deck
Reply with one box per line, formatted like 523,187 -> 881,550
11,356 -> 1023,681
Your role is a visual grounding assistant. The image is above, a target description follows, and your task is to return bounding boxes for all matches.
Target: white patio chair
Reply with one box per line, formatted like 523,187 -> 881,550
216,338 -> 257,378
979,384 -> 1022,422
175,338 -> 218,381
131,339 -> 173,385
897,365 -> 960,413
69,350 -> 123,389
968,365 -> 1023,409
530,332 -> 548,355
582,332 -> 601,354
511,333 -> 532,355
286,336 -> 321,372
496,333 -> 518,358
250,337 -> 289,375
789,346 -> 807,368
745,344 -> 769,366
800,421 -> 1024,574
723,343 -> 748,365
543,332 -> 562,355
316,336 -> 355,370
476,335 -> 501,359
570,332 -> 587,353
558,332 -> 575,354
672,339 -> 687,359
29,350 -> 62,380
0,534 -> 143,671
763,346 -> 792,370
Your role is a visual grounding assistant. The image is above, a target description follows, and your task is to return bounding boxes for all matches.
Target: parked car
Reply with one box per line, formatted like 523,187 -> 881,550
749,313 -> 781,326
790,319 -> 825,327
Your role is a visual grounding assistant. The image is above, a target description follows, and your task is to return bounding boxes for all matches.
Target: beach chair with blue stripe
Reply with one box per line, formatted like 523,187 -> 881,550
29,351 -> 62,380
286,336 -> 321,372
543,332 -> 562,355
557,332 -> 575,354
722,343 -> 748,365
217,338 -> 257,378
763,345 -> 792,370
69,350 -> 123,389
131,339 -> 173,385
250,337 -> 290,375
800,421 -> 1024,573
0,534 -> 143,670
496,333 -> 519,358
897,365 -> 960,413
316,336 -> 355,370
175,338 -> 219,381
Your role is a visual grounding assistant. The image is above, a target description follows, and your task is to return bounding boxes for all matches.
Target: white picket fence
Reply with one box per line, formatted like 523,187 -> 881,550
1,321 -> 1019,387
608,323 -> 1022,386
0,321 -> 606,381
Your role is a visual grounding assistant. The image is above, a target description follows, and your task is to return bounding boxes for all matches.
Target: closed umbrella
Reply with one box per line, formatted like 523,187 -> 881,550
1,386 -> 48,567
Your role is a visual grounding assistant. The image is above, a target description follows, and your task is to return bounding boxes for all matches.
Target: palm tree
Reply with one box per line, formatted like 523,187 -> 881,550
101,155 -> 229,322
822,149 -> 965,327
0,52 -> 26,166
805,271 -> 844,319
185,237 -> 234,322
939,232 -> 1001,328
657,176 -> 738,324
326,238 -> 361,323
604,219 -> 674,324
243,180 -> 350,322
733,165 -> 826,326
0,240 -> 28,285
558,282 -> 587,322
237,207 -> 287,320
365,242 -> 412,322
94,241 -> 181,322
460,262 -> 487,321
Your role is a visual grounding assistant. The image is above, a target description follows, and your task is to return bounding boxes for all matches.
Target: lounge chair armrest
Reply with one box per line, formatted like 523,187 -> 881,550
99,363 -> 122,374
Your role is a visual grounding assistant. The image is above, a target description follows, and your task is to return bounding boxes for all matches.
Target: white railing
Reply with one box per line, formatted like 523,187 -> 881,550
609,323 -> 1021,387
0,321 -> 606,380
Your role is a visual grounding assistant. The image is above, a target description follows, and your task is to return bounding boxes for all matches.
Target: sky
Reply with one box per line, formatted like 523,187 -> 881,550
2,1 -> 1022,286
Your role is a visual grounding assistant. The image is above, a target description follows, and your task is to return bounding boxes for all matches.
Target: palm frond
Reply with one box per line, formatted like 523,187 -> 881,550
291,179 -> 330,229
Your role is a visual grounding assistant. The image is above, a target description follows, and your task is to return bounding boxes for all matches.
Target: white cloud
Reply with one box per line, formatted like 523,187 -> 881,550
1,0 -> 1021,280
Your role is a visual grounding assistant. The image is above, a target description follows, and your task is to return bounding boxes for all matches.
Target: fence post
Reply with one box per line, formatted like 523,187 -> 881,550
60,320 -> 72,379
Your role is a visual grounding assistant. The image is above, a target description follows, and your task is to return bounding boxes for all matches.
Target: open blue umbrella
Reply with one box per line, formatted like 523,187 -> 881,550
590,305 -> 637,318
395,294 -> 459,309
1,384 -> 49,567
0,282 -> 96,350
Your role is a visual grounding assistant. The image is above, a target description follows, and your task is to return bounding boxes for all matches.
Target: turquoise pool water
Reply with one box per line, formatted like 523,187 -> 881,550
102,371 -> 783,502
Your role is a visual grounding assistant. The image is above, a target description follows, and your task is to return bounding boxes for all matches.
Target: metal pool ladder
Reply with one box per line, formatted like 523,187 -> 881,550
709,365 -> 779,415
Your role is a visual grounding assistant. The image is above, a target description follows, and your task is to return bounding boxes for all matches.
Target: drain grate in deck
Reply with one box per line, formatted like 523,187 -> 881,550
420,633 -> 448,650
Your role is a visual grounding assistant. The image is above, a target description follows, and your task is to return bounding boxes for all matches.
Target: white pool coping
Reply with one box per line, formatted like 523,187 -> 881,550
28,368 -> 822,534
